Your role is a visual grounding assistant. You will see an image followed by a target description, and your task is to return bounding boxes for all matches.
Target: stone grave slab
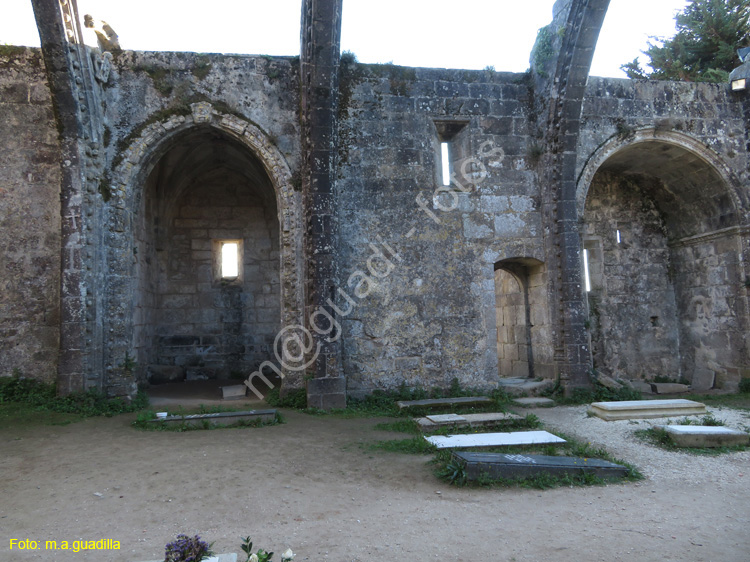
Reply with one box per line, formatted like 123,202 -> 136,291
425,430 -> 565,449
396,396 -> 492,410
453,452 -> 629,481
661,425 -> 750,448
512,397 -> 555,407
588,399 -> 706,421
148,409 -> 276,428
221,384 -> 247,399
417,412 -> 522,432
426,413 -> 466,423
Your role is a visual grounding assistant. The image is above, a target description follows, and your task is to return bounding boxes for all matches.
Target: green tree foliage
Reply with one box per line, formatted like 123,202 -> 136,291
621,0 -> 750,82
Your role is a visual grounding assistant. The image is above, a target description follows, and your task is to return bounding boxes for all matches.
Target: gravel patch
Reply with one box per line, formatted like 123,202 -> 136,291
530,404 -> 750,485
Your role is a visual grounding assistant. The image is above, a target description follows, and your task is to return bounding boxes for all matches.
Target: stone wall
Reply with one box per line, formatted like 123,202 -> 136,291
0,48 -> 61,381
336,63 -> 545,395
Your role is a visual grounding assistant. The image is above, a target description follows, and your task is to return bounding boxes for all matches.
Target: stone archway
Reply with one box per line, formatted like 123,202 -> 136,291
101,103 -> 303,395
578,129 -> 749,390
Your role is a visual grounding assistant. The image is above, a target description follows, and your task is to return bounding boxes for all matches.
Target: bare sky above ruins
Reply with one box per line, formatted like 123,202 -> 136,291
4,0 -> 689,78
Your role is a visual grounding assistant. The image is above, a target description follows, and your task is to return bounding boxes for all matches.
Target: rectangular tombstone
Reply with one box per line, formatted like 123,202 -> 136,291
588,399 -> 706,421
396,396 -> 493,410
453,452 -> 629,481
425,430 -> 565,449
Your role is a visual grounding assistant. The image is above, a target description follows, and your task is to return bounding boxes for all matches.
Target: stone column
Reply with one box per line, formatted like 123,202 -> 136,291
300,0 -> 346,408
31,0 -> 112,395
531,0 -> 610,392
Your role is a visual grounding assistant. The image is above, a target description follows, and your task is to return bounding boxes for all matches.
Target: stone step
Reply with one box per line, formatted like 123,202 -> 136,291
512,397 -> 555,408
396,396 -> 493,411
660,425 -> 750,448
148,409 -> 276,427
416,412 -> 522,432
588,399 -> 706,421
453,452 -> 629,481
425,430 -> 565,449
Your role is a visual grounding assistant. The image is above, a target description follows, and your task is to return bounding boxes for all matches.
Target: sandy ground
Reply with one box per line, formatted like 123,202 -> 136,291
1,392 -> 749,562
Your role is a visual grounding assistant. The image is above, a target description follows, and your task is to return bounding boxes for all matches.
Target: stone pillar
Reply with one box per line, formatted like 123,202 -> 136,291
300,0 -> 346,408
531,0 -> 610,392
31,0 -> 112,395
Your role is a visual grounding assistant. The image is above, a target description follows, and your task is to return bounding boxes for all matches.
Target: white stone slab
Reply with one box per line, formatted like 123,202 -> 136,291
588,399 -> 706,421
426,414 -> 466,423
425,430 -> 565,449
665,425 -> 736,434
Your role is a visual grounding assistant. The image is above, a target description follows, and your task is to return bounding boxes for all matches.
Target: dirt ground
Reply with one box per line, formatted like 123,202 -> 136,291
1,392 -> 749,562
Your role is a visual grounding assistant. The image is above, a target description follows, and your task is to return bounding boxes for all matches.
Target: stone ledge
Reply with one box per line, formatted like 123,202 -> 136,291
416,412 -> 522,432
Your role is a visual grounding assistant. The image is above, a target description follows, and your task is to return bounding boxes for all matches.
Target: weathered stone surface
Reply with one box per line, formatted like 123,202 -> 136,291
397,397 -> 493,410
512,397 -> 555,407
661,425 -> 750,448
454,452 -> 629,481
588,399 -> 707,421
417,412 -> 522,432
3,1 -> 750,405
425,430 -> 565,449
650,383 -> 690,394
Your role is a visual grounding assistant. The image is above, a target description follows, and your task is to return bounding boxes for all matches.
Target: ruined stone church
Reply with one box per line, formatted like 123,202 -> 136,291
2,0 -> 748,408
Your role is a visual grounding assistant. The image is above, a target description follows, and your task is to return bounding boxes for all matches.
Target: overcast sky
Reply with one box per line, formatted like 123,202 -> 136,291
3,0 -> 689,78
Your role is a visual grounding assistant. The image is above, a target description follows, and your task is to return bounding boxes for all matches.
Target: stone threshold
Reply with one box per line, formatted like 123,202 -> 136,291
148,409 -> 276,427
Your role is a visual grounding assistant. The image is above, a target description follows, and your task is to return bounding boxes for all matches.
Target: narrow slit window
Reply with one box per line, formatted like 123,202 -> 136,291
583,249 -> 592,293
441,142 -> 451,186
616,229 -> 621,244
221,242 -> 239,279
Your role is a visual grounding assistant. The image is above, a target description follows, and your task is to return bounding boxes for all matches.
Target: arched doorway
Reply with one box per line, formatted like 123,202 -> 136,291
494,258 -> 555,380
579,131 -> 747,390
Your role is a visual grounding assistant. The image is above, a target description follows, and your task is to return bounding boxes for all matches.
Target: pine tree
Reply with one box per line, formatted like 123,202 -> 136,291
621,0 -> 750,82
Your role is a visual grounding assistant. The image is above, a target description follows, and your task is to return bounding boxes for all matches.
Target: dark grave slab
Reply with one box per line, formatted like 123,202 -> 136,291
453,451 -> 629,481
396,396 -> 492,410
147,409 -> 276,427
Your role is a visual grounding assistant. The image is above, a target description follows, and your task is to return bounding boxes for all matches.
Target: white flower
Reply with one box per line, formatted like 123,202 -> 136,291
248,554 -> 259,562
282,548 -> 295,561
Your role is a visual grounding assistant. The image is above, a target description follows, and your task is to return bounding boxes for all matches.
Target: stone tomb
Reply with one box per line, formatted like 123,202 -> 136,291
147,409 -> 276,428
588,399 -> 707,421
417,412 -> 522,432
425,430 -> 565,449
396,396 -> 493,411
661,425 -> 750,448
453,452 -> 629,481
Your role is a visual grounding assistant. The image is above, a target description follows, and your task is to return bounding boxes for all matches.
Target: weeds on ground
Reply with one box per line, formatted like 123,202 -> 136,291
0,371 -> 148,427
266,379 -> 512,418
542,378 -> 641,405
